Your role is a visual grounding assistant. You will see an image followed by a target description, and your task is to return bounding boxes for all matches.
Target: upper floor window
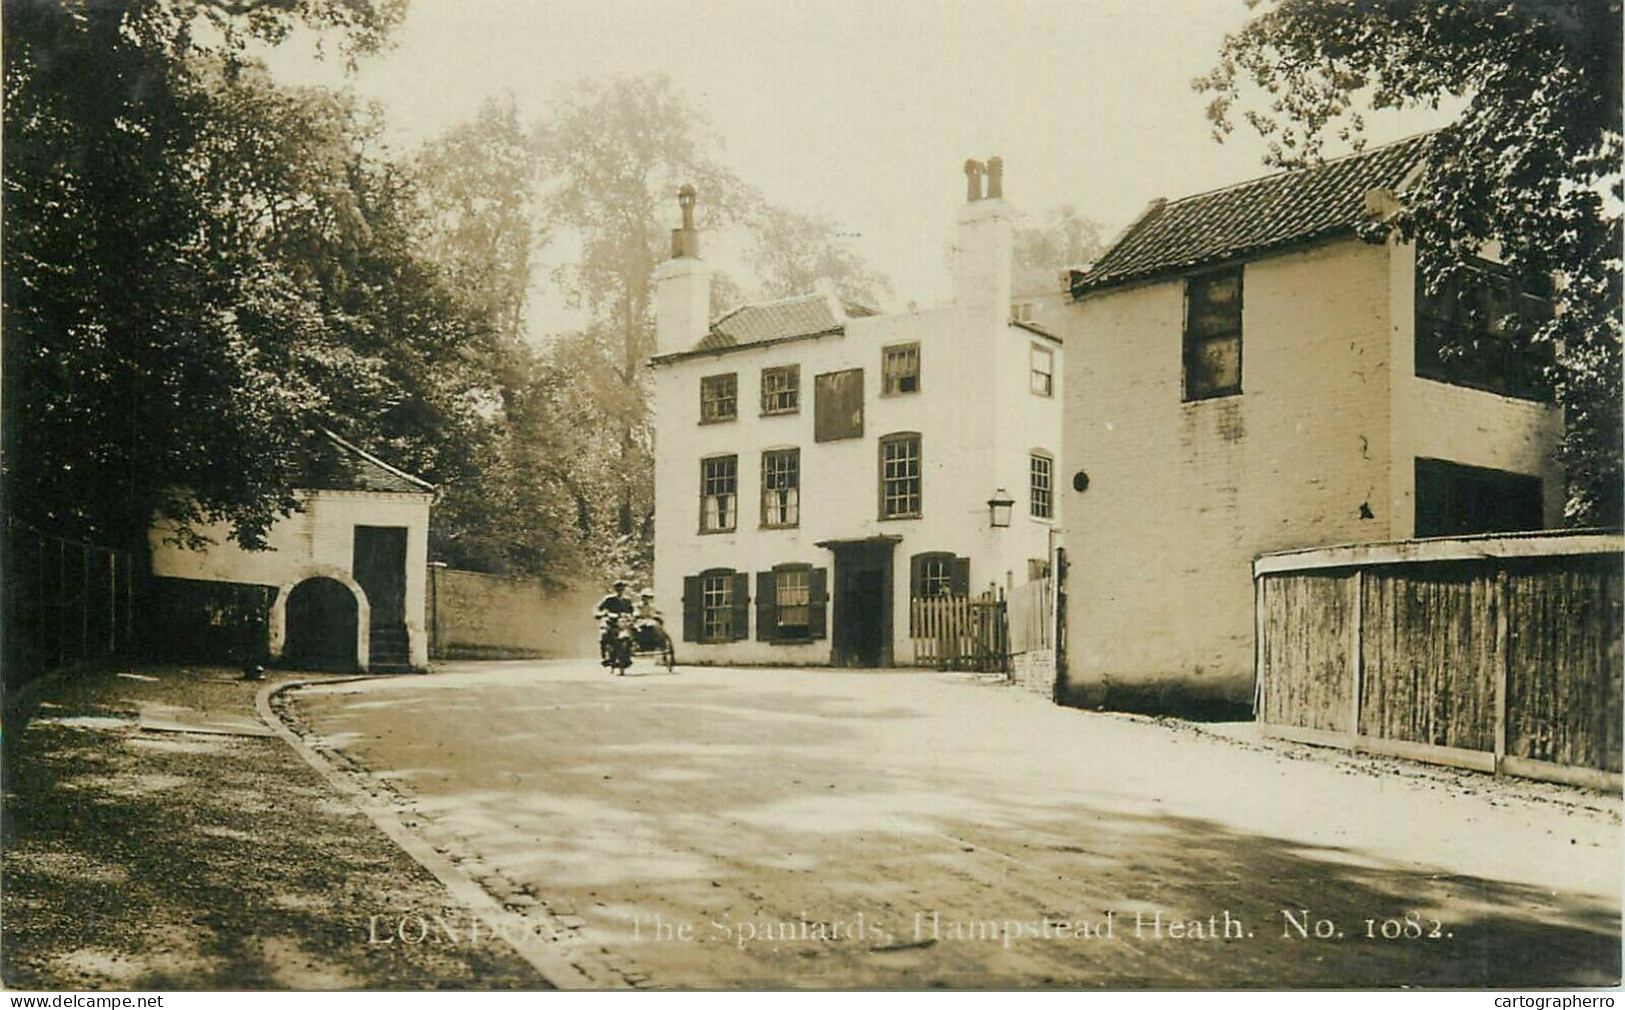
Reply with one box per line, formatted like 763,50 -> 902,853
761,364 -> 800,415
882,343 -> 921,396
1030,452 -> 1054,519
1184,268 -> 1243,401
814,368 -> 864,442
761,448 -> 800,528
1030,344 -> 1054,397
1012,302 -> 1035,323
701,373 -> 737,423
1415,260 -> 1553,401
879,432 -> 922,520
700,455 -> 737,533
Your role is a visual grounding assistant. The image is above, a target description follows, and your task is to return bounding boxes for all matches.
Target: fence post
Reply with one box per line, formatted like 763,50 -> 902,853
125,552 -> 135,657
1350,569 -> 1365,747
81,543 -> 90,662
57,537 -> 66,667
1253,575 -> 1266,721
39,530 -> 48,670
1494,568 -> 1509,774
108,552 -> 118,655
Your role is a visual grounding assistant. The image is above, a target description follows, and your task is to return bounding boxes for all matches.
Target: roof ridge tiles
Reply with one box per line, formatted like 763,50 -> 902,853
1071,132 -> 1435,295
1153,131 -> 1433,210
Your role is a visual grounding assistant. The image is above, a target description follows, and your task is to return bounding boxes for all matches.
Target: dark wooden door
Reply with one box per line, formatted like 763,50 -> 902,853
353,526 -> 408,627
832,543 -> 892,667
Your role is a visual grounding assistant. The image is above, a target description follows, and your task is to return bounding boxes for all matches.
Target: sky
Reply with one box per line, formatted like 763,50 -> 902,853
262,0 -> 1454,323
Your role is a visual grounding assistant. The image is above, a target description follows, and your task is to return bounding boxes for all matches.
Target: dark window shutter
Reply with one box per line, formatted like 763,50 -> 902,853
808,567 -> 828,640
951,556 -> 970,598
682,576 -> 701,642
909,553 -> 926,598
755,571 -> 776,642
815,369 -> 864,442
730,571 -> 751,640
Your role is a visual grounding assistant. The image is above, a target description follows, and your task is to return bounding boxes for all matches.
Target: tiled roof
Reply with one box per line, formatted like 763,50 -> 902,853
303,430 -> 435,495
700,294 -> 846,350
1071,134 -> 1431,296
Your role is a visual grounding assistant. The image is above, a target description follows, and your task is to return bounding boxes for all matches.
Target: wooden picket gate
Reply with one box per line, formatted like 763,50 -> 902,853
910,590 -> 1008,672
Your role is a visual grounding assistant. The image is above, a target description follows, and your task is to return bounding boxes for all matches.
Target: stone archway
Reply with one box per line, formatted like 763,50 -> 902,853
269,566 -> 371,670
283,578 -> 360,671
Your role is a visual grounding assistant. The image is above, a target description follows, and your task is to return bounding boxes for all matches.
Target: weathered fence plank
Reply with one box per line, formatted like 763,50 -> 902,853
1504,556 -> 1623,773
1361,563 -> 1500,753
1261,572 -> 1356,733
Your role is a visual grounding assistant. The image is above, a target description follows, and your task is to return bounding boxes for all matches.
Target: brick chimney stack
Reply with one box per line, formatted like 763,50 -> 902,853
654,184 -> 712,356
953,156 -> 1013,316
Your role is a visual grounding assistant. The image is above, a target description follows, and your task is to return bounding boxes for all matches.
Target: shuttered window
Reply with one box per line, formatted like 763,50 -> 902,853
1183,268 -> 1242,400
910,552 -> 968,601
814,369 -> 864,442
879,432 -> 922,519
761,449 -> 800,528
908,552 -> 970,635
687,568 -> 750,643
755,565 -> 828,643
700,455 -> 737,533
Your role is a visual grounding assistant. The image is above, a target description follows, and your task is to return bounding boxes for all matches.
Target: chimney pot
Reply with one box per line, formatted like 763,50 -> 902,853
964,159 -> 984,202
671,184 -> 700,259
986,156 -> 1004,200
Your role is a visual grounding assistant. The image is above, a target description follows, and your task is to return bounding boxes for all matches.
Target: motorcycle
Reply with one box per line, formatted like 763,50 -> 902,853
606,614 -> 635,675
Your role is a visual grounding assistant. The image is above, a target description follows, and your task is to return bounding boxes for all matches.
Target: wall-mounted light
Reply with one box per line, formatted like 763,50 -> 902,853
987,488 -> 1015,528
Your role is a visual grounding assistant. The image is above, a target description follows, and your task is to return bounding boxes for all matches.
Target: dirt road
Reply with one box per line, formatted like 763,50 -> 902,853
287,661 -> 1621,988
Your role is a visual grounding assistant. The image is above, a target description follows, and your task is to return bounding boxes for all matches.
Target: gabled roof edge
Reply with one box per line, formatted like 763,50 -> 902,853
320,428 -> 436,494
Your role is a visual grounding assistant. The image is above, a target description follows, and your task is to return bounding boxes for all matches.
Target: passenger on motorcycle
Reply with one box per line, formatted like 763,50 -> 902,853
633,588 -> 665,651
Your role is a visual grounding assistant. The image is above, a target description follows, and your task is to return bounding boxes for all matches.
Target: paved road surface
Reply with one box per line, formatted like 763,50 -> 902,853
288,662 -> 1621,988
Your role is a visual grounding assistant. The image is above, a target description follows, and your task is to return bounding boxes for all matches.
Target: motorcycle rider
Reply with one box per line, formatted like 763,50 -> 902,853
594,579 -> 635,667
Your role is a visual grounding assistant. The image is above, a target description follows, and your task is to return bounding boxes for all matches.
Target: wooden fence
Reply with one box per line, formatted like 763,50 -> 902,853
2,516 -> 138,689
1254,531 -> 1622,790
1007,578 -> 1053,655
911,590 -> 1008,672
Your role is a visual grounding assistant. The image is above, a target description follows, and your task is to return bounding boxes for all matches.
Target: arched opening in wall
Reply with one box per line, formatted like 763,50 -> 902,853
283,577 -> 358,671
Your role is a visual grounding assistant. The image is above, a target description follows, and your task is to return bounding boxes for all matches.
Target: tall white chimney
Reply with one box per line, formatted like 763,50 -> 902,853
952,156 -> 1013,317
655,184 -> 712,356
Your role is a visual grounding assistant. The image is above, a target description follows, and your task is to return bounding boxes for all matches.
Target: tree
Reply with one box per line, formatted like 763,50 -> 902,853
1196,0 -> 1623,525
1,0 -> 503,557
416,95 -> 545,345
1012,205 -> 1106,297
534,75 -> 752,573
745,205 -> 892,308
